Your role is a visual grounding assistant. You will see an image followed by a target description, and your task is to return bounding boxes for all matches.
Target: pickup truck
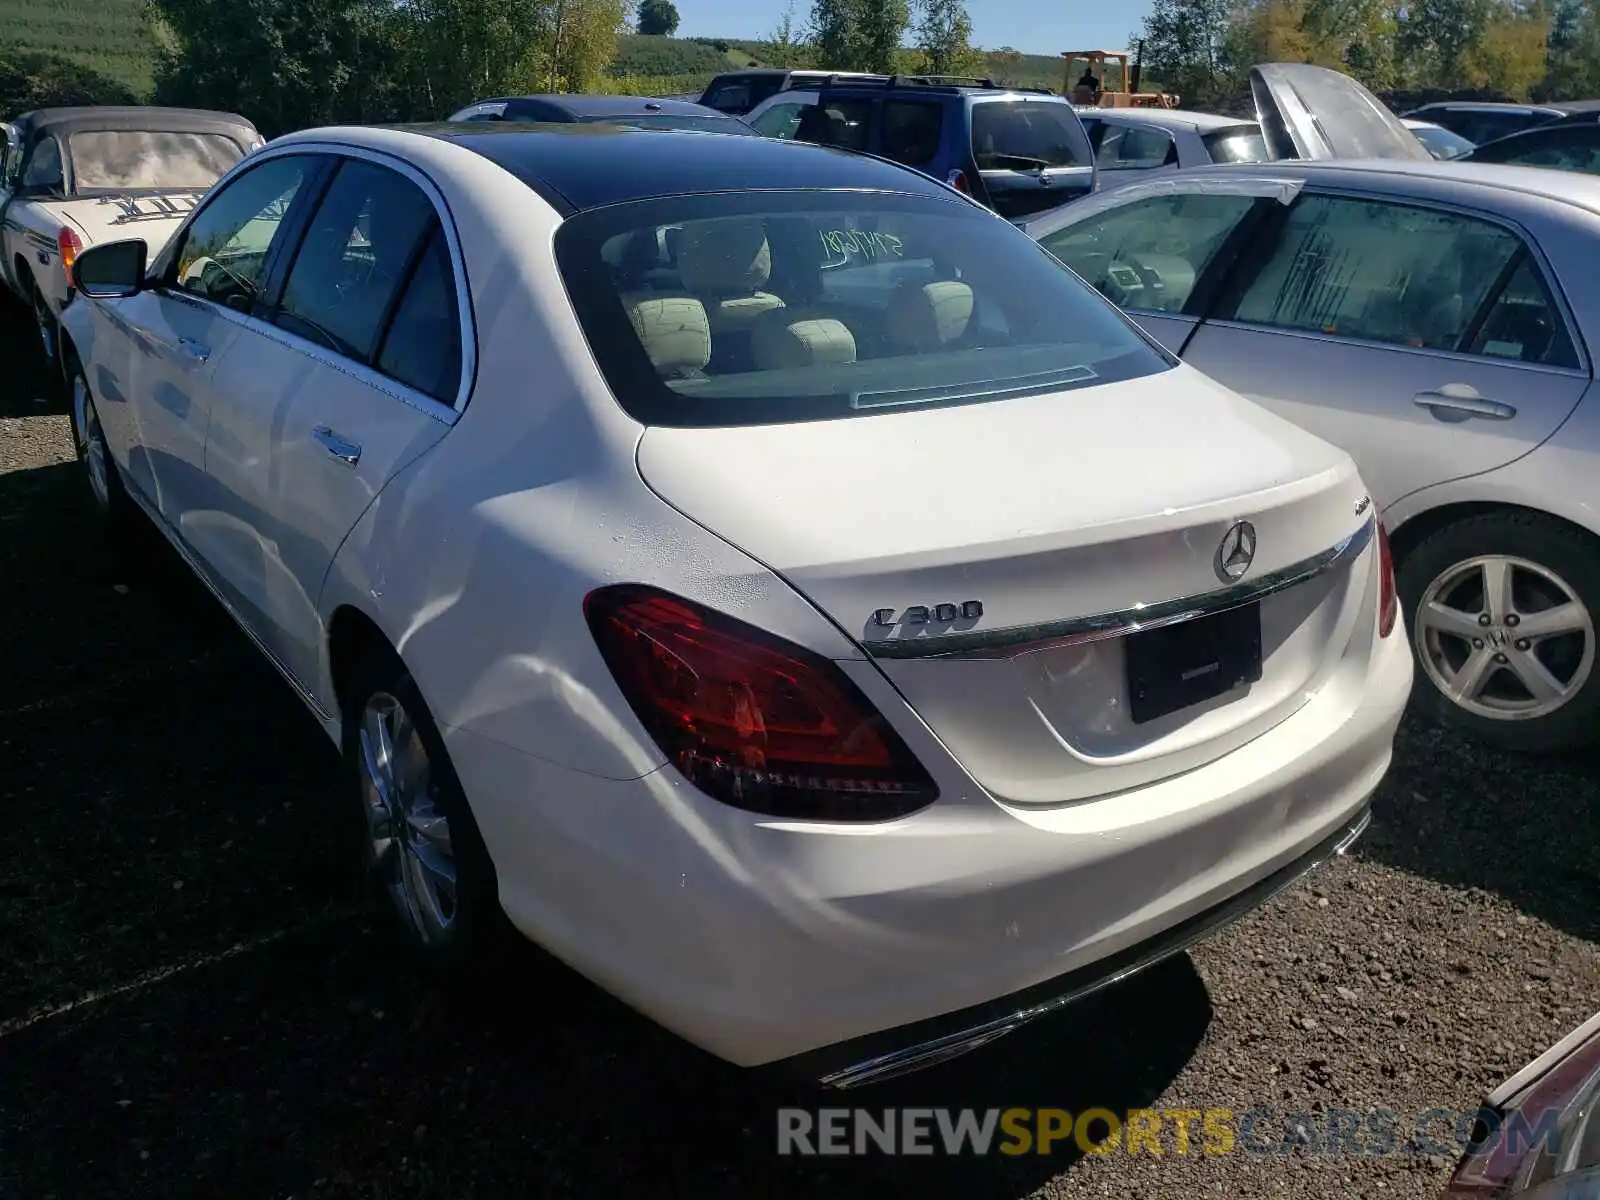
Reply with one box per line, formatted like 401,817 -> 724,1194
0,105 -> 262,379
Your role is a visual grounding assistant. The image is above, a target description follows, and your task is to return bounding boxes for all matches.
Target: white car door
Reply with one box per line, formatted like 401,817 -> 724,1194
197,151 -> 464,709
1031,175 -> 1304,355
1178,188 -> 1591,511
106,153 -> 319,523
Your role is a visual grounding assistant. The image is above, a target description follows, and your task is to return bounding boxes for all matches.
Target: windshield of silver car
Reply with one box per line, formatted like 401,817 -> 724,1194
69,130 -> 246,191
555,191 -> 1172,427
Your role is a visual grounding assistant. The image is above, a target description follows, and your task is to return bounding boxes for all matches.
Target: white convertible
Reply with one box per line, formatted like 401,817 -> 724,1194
59,123 -> 1410,1084
0,105 -> 261,376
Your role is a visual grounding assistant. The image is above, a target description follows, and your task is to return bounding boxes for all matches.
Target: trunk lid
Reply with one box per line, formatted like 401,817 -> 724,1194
47,191 -> 205,257
637,364 -> 1377,804
1250,62 -> 1432,162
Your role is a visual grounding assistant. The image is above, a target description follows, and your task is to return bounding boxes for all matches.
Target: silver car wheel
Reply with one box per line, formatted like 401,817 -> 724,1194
73,374 -> 110,512
1414,554 -> 1595,721
358,690 -> 459,946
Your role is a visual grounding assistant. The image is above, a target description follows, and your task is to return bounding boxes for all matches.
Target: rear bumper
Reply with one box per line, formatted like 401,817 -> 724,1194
448,622 -> 1411,1072
783,802 -> 1371,1087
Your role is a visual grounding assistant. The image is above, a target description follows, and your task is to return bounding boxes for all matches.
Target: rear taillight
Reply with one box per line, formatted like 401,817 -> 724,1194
947,169 -> 972,195
57,226 -> 82,281
1377,520 -> 1398,638
584,584 -> 937,820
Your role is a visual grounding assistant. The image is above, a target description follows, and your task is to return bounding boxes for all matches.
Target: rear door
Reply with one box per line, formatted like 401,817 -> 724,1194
1179,186 -> 1591,510
1028,175 -> 1303,354
968,96 -> 1096,219
197,152 -> 464,709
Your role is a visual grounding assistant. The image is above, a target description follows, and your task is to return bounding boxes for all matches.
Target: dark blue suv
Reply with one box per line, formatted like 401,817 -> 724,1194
743,75 -> 1097,220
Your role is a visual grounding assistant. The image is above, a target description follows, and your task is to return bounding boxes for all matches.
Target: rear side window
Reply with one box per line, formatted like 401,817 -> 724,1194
1202,126 -> 1269,163
274,159 -> 436,361
703,81 -> 752,113
1227,195 -> 1539,355
795,97 -> 871,151
21,136 -> 62,189
555,190 -> 1171,428
971,101 -> 1089,170
375,228 -> 463,402
1040,192 -> 1259,314
1094,123 -> 1175,169
881,101 -> 943,167
750,99 -> 813,140
1470,126 -> 1600,172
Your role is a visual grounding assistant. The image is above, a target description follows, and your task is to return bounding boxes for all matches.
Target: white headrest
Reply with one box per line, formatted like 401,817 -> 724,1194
678,218 -> 772,294
751,313 -> 857,370
622,293 -> 710,378
887,281 -> 975,351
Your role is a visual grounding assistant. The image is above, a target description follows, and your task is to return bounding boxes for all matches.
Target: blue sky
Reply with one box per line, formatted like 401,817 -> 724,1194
673,0 -> 1158,56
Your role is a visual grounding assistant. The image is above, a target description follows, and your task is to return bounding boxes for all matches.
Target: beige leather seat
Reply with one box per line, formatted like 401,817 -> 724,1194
676,219 -> 786,336
886,281 -> 975,352
622,293 -> 711,380
751,310 -> 857,370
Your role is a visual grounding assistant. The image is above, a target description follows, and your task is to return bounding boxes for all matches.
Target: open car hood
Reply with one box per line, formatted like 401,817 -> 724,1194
1250,63 -> 1432,162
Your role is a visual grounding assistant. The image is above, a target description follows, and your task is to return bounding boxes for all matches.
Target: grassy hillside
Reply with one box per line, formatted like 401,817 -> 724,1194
0,0 -> 160,97
0,5 -> 1067,109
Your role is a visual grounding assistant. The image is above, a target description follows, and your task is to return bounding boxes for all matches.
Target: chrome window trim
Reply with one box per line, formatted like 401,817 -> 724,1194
1224,183 -> 1591,377
166,290 -> 460,425
157,138 -> 480,415
861,517 -> 1373,661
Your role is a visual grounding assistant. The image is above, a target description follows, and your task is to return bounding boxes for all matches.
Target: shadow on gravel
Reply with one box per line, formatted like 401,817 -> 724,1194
1357,719 -> 1598,948
0,920 -> 1210,1199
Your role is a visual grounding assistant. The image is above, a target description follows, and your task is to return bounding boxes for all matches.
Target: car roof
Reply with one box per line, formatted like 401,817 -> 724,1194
12,105 -> 258,141
485,94 -> 730,119
1405,100 -> 1564,116
364,123 -> 963,214
1082,108 -> 1253,131
1172,158 -> 1600,217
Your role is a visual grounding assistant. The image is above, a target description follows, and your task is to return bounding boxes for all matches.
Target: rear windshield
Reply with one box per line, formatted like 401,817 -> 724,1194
971,101 -> 1091,170
1202,125 -> 1270,163
69,130 -> 245,190
555,190 -> 1171,427
575,114 -> 752,134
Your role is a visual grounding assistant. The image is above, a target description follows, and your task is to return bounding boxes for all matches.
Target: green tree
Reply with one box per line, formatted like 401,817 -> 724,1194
545,0 -> 628,90
389,0 -> 547,115
0,49 -> 138,115
150,0 -> 401,138
759,0 -> 815,67
637,0 -> 679,36
1132,0 -> 1234,106
913,0 -> 979,74
857,0 -> 911,72
1396,0 -> 1495,85
809,0 -> 862,68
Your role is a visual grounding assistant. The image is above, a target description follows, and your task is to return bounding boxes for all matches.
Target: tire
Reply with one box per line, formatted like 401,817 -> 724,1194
1397,510 -> 1600,754
66,359 -> 133,537
30,282 -> 63,401
341,645 -> 506,969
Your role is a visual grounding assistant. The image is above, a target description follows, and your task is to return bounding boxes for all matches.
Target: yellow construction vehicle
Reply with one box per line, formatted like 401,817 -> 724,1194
1062,46 -> 1179,108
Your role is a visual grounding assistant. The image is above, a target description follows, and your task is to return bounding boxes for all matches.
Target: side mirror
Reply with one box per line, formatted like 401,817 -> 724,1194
73,239 -> 147,298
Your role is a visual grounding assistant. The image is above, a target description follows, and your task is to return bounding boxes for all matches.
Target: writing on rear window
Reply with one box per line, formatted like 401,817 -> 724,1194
819,228 -> 905,263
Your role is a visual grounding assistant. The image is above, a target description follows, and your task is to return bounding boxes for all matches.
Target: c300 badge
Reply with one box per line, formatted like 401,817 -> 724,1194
871,601 -> 983,628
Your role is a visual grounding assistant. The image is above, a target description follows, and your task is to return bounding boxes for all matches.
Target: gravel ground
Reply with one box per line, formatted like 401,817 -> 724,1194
0,303 -> 1595,1199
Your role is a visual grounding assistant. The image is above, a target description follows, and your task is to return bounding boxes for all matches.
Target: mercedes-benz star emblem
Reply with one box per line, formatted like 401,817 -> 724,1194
1214,520 -> 1257,583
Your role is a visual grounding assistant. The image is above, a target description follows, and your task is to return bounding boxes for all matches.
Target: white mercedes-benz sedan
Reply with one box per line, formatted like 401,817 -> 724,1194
58,122 -> 1411,1085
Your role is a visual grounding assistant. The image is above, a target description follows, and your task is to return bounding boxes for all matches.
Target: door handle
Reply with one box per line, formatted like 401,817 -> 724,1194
176,336 -> 209,363
1413,388 -> 1516,422
312,426 -> 361,467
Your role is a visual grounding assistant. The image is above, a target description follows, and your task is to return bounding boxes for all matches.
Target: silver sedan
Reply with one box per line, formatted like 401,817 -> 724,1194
1024,157 -> 1600,754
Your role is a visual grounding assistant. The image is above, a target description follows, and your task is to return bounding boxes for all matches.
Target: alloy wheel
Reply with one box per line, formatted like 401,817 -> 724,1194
1414,554 -> 1595,721
357,690 -> 459,946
